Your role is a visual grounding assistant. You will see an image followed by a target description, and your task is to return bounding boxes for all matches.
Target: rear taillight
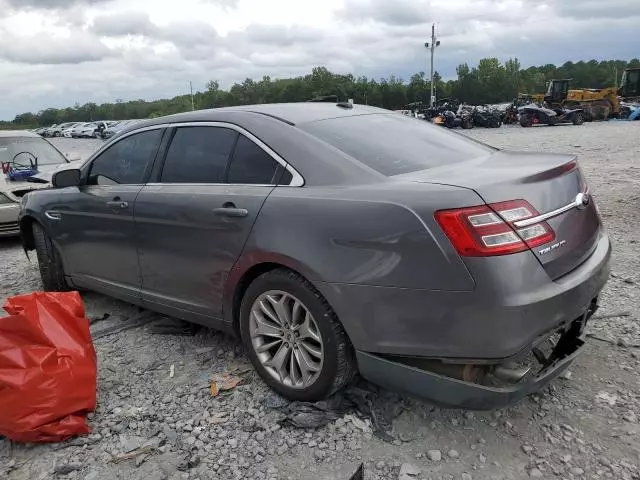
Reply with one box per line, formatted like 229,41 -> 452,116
435,200 -> 555,257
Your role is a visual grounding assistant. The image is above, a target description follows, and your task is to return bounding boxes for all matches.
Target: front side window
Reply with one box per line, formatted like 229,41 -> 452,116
228,135 -> 281,184
161,126 -> 238,183
88,129 -> 162,185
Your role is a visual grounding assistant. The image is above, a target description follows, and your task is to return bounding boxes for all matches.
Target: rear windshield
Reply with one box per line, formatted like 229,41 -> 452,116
299,113 -> 496,176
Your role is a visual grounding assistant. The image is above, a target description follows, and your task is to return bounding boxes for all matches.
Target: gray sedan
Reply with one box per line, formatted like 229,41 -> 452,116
18,103 -> 611,408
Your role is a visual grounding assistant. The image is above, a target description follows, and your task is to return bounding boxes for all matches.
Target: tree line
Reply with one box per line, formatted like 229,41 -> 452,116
5,57 -> 639,128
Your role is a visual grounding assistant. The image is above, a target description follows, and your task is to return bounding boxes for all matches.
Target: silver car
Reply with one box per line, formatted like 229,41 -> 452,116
0,131 -> 77,236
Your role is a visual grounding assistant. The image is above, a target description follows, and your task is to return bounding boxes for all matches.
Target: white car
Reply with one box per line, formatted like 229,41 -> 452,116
70,122 -> 98,138
0,131 -> 79,236
61,123 -> 82,138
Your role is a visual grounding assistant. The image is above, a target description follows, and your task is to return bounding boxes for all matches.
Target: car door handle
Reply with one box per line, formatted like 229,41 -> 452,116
213,205 -> 249,218
106,200 -> 129,209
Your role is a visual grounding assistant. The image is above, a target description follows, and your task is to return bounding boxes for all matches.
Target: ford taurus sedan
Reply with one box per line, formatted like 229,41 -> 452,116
18,103 -> 611,408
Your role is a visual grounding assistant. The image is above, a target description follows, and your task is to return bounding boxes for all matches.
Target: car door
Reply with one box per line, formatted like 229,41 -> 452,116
135,123 -> 288,324
50,127 -> 164,303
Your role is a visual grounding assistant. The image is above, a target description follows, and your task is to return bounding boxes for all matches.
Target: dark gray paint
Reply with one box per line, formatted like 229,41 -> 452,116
49,185 -> 143,302
135,184 -> 274,320
20,103 -> 611,366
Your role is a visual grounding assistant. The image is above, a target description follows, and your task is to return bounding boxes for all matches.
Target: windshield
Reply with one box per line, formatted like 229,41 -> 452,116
622,69 -> 640,96
299,113 -> 496,176
0,137 -> 67,166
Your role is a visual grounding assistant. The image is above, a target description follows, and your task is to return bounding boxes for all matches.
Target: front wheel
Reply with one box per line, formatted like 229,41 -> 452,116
239,269 -> 356,402
33,222 -> 69,291
573,113 -> 584,125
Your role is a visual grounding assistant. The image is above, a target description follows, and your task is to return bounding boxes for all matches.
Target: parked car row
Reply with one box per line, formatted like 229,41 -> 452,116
32,120 -> 142,140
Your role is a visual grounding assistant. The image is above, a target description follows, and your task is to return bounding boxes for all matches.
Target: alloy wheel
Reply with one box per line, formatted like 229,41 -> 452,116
249,290 -> 324,389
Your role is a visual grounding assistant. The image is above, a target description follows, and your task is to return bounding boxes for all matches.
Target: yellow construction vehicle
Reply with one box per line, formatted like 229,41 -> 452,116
523,79 -> 621,120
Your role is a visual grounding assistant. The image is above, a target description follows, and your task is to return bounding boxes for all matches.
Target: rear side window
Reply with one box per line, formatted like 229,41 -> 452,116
300,114 -> 496,176
88,129 -> 162,185
228,135 -> 280,184
161,126 -> 238,183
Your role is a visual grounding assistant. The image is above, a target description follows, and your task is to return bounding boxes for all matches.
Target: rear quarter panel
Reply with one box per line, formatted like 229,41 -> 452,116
232,181 -> 484,291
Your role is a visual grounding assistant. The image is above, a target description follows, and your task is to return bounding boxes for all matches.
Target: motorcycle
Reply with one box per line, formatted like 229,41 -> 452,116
518,104 -> 584,127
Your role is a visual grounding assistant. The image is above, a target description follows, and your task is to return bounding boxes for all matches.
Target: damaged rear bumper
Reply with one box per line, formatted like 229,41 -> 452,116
356,314 -> 590,410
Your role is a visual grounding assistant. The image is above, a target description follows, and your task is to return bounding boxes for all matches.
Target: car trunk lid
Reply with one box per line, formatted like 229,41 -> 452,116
396,150 -> 601,279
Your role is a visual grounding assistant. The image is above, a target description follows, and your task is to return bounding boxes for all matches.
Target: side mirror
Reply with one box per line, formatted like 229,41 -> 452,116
52,169 -> 81,188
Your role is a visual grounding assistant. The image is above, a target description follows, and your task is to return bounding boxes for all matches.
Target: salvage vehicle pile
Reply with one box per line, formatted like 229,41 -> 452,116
405,67 -> 640,129
1,120 -> 639,480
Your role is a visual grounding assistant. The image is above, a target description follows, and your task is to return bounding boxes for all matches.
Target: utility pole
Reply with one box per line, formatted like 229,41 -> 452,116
424,23 -> 441,107
190,81 -> 195,111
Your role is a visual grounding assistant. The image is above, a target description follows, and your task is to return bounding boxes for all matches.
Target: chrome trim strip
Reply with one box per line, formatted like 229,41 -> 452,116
45,211 -> 62,220
146,183 -> 275,188
91,121 -> 305,187
513,192 -> 588,228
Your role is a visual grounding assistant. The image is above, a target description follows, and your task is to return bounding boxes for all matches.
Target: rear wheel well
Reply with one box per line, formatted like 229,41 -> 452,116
20,216 -> 35,250
231,263 -> 287,336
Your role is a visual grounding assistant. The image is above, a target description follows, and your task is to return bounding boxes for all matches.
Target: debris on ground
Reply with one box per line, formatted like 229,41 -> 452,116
148,317 -> 200,336
111,446 -> 156,464
399,463 -> 421,479
210,372 -> 245,397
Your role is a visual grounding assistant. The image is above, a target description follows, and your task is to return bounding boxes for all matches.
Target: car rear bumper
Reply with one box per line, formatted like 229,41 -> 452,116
316,232 -> 611,360
356,314 -> 586,409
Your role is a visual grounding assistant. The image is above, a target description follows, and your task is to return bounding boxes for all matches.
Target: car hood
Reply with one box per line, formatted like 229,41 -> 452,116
1,160 -> 82,189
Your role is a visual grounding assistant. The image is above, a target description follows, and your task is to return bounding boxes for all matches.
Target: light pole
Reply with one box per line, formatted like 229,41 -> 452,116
424,23 -> 440,107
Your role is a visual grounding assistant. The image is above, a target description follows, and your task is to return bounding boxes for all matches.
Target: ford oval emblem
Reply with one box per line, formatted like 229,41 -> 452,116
575,192 -> 590,210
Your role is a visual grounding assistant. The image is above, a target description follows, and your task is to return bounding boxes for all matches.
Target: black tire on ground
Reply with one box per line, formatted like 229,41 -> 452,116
573,112 -> 584,126
520,115 -> 533,127
239,268 -> 357,402
54,132 -> 61,137
32,222 -> 68,291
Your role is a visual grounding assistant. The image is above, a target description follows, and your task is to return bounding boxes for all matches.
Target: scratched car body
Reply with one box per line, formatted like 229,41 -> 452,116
19,103 -> 611,408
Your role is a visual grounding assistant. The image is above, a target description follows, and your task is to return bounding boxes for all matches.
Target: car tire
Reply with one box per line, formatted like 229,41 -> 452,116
573,113 -> 584,126
33,222 -> 68,291
239,268 -> 356,402
520,114 -> 533,127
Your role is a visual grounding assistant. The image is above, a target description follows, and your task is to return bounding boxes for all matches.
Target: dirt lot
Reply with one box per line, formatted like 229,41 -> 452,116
1,122 -> 639,480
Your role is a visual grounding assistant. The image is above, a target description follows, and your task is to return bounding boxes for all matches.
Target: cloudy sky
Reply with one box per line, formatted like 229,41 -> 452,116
0,0 -> 638,119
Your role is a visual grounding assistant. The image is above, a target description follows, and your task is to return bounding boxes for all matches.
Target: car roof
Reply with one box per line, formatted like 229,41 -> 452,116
134,103 -> 391,129
0,130 -> 41,138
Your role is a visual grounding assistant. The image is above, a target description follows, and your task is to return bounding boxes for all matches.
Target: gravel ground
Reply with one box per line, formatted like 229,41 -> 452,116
1,123 -> 639,480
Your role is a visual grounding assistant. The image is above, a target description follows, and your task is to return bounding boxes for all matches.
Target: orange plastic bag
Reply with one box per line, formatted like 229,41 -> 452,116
0,291 -> 97,443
